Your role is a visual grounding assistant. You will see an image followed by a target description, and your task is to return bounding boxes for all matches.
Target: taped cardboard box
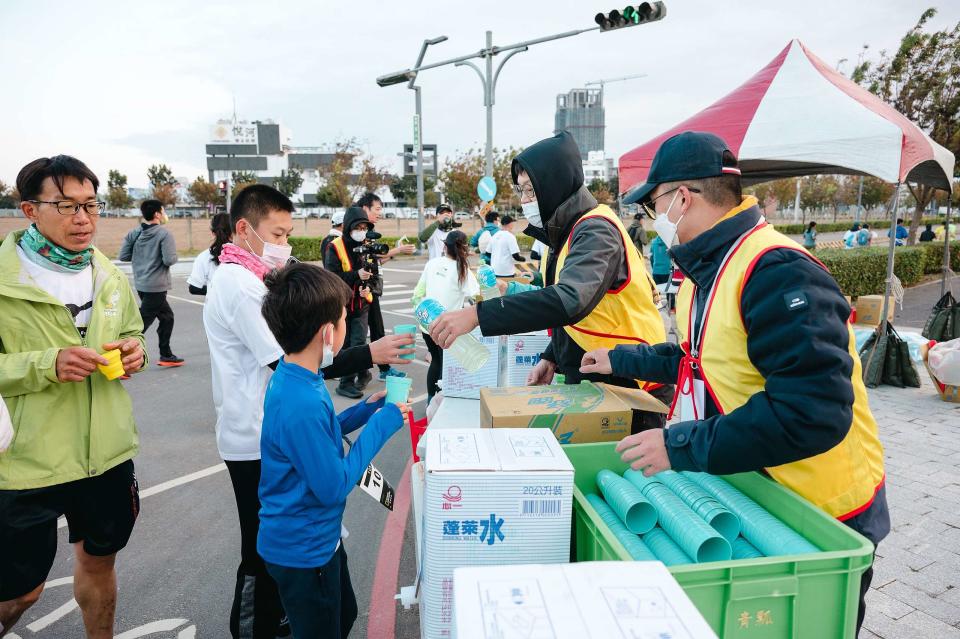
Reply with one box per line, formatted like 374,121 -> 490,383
421,428 -> 573,639
855,295 -> 894,326
479,381 -> 668,445
441,328 -> 502,400
500,333 -> 552,387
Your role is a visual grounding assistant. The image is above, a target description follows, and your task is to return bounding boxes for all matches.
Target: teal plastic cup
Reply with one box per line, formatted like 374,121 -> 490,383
657,470 -> 741,543
732,536 -> 764,559
393,324 -> 418,360
596,470 -> 657,534
385,376 -> 413,404
586,494 -> 657,561
641,527 -> 692,566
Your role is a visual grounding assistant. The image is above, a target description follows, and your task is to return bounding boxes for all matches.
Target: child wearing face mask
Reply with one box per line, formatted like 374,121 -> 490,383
257,263 -> 409,639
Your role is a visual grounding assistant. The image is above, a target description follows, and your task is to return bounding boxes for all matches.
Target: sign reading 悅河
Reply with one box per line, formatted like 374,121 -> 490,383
477,176 -> 497,202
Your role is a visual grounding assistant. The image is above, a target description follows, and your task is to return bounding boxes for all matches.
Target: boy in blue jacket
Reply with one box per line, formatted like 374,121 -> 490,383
257,263 -> 409,638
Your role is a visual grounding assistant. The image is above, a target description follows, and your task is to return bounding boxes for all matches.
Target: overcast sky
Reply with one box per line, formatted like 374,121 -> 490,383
1,0 -> 957,189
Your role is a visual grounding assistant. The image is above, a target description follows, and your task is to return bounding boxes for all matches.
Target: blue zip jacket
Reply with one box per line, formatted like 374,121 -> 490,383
470,223 -> 500,248
258,358 -> 403,568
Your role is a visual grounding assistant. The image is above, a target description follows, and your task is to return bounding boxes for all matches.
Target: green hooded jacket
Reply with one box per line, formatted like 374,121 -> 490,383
0,229 -> 146,489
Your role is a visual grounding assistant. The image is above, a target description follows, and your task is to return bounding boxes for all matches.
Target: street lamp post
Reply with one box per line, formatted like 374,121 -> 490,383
377,3 -> 667,182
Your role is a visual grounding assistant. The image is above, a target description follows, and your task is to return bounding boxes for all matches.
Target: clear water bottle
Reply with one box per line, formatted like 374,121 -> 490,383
415,299 -> 490,373
476,264 -> 501,301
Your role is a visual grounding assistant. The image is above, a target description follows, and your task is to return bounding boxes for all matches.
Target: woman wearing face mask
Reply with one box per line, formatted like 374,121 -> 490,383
428,132 -> 672,432
410,230 -> 480,403
324,206 -> 378,399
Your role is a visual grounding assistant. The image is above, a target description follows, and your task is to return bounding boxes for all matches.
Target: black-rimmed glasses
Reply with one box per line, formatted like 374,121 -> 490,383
29,200 -> 106,217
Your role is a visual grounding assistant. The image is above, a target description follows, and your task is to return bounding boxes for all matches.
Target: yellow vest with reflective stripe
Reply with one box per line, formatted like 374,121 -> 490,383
675,221 -> 885,519
543,204 -> 666,361
330,236 -> 352,272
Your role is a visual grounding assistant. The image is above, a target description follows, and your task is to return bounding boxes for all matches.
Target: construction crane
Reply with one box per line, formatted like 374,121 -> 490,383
585,72 -> 648,100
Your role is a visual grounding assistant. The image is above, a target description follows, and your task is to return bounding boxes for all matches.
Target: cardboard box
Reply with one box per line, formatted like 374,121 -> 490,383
500,333 -> 552,387
855,295 -> 895,326
453,562 -> 717,639
479,381 -> 668,445
421,429 -> 574,639
441,329 -> 502,400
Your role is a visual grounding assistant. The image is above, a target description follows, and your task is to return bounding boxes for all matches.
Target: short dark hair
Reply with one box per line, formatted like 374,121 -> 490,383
485,211 -> 500,224
261,263 -> 351,355
16,155 -> 99,202
140,199 -> 164,221
897,218 -> 904,225
501,215 -> 515,226
356,192 -> 382,209
231,184 -> 295,233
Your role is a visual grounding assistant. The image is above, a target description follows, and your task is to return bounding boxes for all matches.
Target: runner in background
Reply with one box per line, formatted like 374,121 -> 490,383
188,212 -> 232,296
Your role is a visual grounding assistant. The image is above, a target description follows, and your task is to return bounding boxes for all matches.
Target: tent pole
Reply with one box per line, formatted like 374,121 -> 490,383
943,195 -> 953,298
880,182 -> 902,333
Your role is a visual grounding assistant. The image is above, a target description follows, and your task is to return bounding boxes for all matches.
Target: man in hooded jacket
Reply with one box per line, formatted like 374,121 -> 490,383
324,206 -> 379,398
428,132 -> 672,427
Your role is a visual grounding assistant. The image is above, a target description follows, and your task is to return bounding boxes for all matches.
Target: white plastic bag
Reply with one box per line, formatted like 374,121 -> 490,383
0,398 -> 12,453
929,338 -> 960,385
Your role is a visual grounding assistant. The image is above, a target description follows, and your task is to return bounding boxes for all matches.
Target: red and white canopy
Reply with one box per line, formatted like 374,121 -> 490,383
619,39 -> 955,193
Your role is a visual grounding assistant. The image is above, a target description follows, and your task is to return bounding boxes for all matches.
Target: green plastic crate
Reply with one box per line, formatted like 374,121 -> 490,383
564,442 -> 874,639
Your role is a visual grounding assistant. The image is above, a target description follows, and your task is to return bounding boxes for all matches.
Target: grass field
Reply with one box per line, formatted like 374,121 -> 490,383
0,216 -> 492,259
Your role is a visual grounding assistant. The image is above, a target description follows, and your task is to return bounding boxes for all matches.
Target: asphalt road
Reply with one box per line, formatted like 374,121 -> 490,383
11,258 -> 431,639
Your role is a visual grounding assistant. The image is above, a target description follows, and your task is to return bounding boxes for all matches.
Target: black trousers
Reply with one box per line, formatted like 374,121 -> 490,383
340,310 -> 370,387
225,460 -> 283,639
137,291 -> 175,358
368,296 -> 390,374
266,545 -> 358,639
421,331 -> 444,401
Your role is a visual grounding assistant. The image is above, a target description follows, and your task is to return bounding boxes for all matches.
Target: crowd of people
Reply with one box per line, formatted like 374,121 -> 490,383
0,129 -> 896,638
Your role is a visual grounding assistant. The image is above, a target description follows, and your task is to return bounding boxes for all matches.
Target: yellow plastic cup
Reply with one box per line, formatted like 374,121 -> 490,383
98,349 -> 125,381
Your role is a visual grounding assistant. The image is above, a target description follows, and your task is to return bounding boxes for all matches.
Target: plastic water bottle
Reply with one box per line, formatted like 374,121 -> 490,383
476,264 -> 501,301
415,299 -> 490,373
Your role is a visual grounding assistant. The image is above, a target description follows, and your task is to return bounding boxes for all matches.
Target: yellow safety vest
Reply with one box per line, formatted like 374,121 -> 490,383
542,205 -> 667,388
675,218 -> 885,520
330,236 -> 372,303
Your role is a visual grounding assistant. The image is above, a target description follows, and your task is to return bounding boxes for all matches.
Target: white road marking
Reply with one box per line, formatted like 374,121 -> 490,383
381,267 -> 424,273
58,463 -> 227,529
167,294 -> 205,307
26,577 -> 76,633
382,284 -> 407,289
115,619 -> 191,638
381,309 -> 414,318
380,289 -> 413,297
379,298 -> 415,307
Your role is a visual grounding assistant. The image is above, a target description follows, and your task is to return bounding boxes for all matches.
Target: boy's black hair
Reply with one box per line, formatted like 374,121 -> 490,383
485,211 -> 500,224
262,263 -> 351,355
501,215 -> 515,226
231,184 -> 295,233
16,155 -> 99,201
140,199 -> 164,221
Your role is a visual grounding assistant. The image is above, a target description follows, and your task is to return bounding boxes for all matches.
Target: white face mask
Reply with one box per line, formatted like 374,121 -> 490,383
321,327 -> 334,369
350,229 -> 368,243
651,190 -> 684,249
521,201 -> 543,228
246,226 -> 292,269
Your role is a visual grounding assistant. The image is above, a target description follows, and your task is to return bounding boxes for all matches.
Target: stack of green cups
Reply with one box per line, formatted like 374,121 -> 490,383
596,470 -> 657,534
683,472 -> 818,556
732,537 -> 764,559
641,527 -> 692,566
624,470 -> 731,563
657,470 -> 740,543
586,494 -> 657,561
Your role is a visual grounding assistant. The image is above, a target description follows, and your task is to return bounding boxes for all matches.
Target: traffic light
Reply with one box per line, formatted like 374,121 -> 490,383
595,2 -> 667,32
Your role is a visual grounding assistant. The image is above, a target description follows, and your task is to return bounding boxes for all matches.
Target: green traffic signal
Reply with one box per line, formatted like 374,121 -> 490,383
596,2 -> 666,31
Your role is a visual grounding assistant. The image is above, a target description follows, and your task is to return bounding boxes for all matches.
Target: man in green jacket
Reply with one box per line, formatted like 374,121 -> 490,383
0,156 -> 146,639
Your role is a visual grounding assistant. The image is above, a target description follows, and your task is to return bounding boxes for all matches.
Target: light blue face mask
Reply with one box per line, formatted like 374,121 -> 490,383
521,201 -> 543,228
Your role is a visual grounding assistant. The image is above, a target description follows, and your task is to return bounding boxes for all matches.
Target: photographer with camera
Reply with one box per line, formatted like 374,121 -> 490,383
324,206 -> 388,398
418,203 -> 462,261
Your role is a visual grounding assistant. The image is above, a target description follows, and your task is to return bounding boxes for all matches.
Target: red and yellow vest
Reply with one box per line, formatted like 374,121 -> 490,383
330,236 -> 372,304
675,213 -> 885,520
542,205 -> 667,389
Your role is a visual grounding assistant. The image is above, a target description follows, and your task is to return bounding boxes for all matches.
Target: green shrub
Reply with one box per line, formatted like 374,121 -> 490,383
816,245 -> 947,296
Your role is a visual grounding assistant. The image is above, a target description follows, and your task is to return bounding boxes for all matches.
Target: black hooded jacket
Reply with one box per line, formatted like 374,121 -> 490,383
325,206 -> 374,312
476,132 -> 636,386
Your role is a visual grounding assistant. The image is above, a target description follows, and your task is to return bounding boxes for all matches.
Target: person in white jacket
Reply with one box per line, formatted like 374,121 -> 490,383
411,231 -> 480,402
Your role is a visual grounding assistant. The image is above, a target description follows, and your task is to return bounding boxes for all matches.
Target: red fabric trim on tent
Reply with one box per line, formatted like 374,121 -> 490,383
618,42 -> 791,193
797,42 -> 934,183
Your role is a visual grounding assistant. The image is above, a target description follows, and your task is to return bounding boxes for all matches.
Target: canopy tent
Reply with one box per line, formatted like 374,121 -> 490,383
619,39 -> 954,192
619,38 -> 956,343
